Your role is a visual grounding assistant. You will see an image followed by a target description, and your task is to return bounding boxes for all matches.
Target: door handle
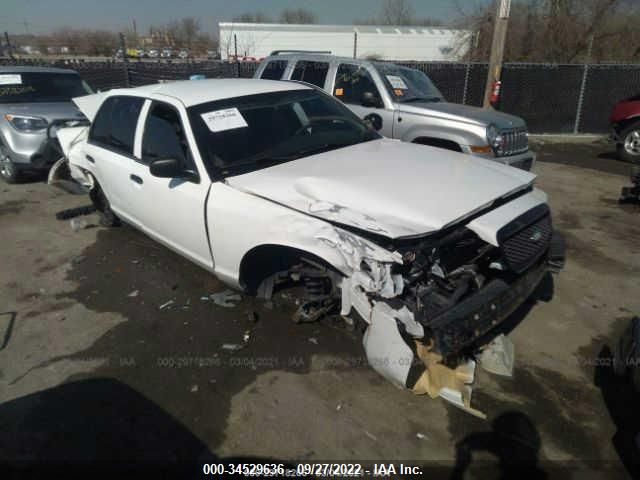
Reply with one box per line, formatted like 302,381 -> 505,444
130,174 -> 143,185
86,155 -> 95,163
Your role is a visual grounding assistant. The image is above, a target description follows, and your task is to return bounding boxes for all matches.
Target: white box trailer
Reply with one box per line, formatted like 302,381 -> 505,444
218,23 -> 471,61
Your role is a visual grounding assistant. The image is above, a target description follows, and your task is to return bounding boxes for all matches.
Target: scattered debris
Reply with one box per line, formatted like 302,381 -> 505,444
127,290 -> 140,298
200,296 -> 209,302
190,384 -> 199,393
477,334 -> 515,377
243,330 -> 251,343
364,431 -> 378,442
210,289 -> 242,308
308,337 -> 319,345
55,204 -> 96,220
159,300 -> 175,310
131,259 -> 140,264
222,343 -> 245,352
336,403 -> 342,411
416,433 -> 428,440
71,255 -> 87,265
70,218 -> 89,232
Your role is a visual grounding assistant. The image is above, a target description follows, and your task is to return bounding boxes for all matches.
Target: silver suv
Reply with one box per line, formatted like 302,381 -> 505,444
255,53 -> 535,170
0,66 -> 91,183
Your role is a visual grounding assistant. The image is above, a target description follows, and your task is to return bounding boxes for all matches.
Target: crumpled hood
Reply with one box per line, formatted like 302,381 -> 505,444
398,101 -> 526,129
226,139 -> 535,239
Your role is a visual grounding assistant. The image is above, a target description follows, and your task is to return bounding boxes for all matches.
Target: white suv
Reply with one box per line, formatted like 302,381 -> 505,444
58,79 -> 564,415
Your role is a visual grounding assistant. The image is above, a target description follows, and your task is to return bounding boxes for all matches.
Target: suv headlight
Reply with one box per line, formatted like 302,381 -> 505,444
486,124 -> 505,156
4,114 -> 48,133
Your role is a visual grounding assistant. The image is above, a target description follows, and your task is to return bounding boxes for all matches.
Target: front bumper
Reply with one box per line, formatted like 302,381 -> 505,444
427,230 -> 565,356
496,150 -> 536,171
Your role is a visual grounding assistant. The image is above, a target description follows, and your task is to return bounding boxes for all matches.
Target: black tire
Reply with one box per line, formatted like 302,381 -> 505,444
0,143 -> 20,184
616,121 -> 640,164
613,323 -> 633,376
89,184 -> 121,227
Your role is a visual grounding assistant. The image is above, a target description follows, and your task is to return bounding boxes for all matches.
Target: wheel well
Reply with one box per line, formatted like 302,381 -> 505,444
618,117 -> 640,136
239,244 -> 340,295
412,137 -> 462,152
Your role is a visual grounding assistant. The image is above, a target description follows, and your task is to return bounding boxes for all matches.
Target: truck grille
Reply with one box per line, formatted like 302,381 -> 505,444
499,127 -> 528,156
501,213 -> 552,273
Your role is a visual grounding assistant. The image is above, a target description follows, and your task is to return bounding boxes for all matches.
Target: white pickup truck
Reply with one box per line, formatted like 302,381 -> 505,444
58,79 -> 564,415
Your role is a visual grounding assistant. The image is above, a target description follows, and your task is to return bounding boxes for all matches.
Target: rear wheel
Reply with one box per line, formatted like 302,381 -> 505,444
0,143 -> 20,184
89,184 -> 121,227
617,121 -> 640,164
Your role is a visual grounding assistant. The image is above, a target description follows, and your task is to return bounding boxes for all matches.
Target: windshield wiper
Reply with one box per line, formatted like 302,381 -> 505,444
401,96 -> 442,103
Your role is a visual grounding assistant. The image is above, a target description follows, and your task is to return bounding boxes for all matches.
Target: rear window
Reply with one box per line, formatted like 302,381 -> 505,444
291,61 -> 329,88
89,96 -> 144,156
0,72 -> 92,103
260,60 -> 288,80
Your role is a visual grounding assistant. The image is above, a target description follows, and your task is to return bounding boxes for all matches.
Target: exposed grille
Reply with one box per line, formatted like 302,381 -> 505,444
499,127 -> 529,156
502,214 -> 552,273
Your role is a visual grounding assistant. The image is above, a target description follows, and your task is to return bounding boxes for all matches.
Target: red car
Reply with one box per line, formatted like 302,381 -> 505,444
610,94 -> 640,163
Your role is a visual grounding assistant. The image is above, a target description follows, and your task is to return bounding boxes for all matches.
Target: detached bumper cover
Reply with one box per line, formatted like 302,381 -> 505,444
428,230 -> 565,356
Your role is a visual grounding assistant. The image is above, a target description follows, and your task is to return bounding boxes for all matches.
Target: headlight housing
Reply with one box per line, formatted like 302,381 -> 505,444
486,124 -> 505,156
4,114 -> 48,133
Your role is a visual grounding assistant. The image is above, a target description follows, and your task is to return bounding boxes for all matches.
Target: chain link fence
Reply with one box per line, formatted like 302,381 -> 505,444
2,57 -> 639,133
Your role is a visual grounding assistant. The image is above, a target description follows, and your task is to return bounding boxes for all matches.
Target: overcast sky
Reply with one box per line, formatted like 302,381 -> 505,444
0,0 -> 468,35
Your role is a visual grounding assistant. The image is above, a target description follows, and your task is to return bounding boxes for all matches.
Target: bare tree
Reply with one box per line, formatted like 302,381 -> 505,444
381,0 -> 414,24
279,8 -> 317,24
179,17 -> 201,49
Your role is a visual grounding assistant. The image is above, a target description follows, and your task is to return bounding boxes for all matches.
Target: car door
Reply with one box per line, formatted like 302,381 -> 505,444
129,99 -> 213,270
84,95 -> 145,223
331,63 -> 395,138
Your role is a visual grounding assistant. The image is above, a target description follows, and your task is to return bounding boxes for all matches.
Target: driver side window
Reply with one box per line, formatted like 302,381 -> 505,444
334,64 -> 381,106
141,102 -> 195,171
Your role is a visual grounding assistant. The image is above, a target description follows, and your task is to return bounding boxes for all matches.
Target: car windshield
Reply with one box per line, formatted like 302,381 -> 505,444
374,63 -> 444,103
188,89 -> 380,177
0,72 -> 92,103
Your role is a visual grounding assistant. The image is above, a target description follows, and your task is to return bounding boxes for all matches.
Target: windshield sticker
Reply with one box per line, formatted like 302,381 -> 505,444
334,87 -> 344,96
200,107 -> 248,133
0,85 -> 35,96
386,75 -> 408,90
0,74 -> 22,85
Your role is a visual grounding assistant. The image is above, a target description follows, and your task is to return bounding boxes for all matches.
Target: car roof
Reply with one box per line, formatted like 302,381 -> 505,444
105,78 -> 313,107
0,66 -> 79,74
263,53 -> 376,66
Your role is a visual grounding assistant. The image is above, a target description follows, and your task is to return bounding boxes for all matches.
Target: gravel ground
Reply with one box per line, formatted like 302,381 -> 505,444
0,142 -> 639,478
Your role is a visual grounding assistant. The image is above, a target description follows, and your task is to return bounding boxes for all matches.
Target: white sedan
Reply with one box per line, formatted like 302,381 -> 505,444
58,79 -> 564,416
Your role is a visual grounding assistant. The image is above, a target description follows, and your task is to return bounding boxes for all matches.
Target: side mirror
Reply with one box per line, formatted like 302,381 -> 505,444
150,158 -> 193,179
361,91 -> 381,108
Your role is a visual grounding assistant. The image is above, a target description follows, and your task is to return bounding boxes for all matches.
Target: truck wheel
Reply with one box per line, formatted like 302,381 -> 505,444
89,184 -> 121,227
617,122 -> 640,164
0,144 -> 20,184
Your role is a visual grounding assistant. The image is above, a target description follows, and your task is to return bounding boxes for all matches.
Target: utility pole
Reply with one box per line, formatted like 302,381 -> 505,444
119,32 -> 130,87
4,32 -> 14,59
483,0 -> 511,108
234,33 -> 239,77
353,31 -> 358,59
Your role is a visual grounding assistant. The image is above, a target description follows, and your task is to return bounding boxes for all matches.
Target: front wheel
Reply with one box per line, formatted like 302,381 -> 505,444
89,184 -> 121,227
617,122 -> 640,164
0,144 -> 20,184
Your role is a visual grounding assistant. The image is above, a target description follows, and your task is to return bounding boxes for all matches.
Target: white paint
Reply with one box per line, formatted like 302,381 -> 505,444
201,107 -> 248,132
227,138 -> 534,239
0,74 -> 22,85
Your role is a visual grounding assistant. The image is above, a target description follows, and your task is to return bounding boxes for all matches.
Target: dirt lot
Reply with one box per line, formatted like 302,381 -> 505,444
1,141 -> 639,478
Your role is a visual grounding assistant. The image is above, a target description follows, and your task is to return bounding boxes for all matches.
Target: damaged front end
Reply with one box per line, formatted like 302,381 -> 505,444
336,204 -> 565,417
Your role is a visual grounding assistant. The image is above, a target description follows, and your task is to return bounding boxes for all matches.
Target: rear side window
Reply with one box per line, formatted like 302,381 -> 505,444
291,61 -> 329,88
90,96 -> 144,155
260,60 -> 288,80
334,64 -> 381,105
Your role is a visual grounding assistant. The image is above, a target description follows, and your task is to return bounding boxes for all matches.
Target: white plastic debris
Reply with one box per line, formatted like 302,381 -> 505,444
222,343 -> 244,351
210,289 -> 242,308
190,384 -> 199,393
477,334 -> 515,377
70,218 -> 88,232
364,431 -> 378,441
308,337 -> 319,345
159,300 -> 175,310
128,290 -> 139,298
416,433 -> 428,440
